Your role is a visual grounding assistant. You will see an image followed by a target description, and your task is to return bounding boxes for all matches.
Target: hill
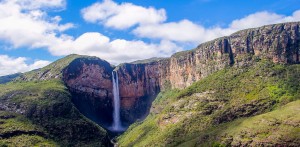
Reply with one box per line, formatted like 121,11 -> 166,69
118,60 -> 300,146
0,22 -> 300,146
0,55 -> 111,146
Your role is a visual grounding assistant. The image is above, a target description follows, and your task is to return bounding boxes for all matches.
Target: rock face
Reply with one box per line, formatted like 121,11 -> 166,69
116,22 -> 300,94
62,57 -> 114,128
161,22 -> 300,89
60,22 -> 300,130
116,60 -> 170,125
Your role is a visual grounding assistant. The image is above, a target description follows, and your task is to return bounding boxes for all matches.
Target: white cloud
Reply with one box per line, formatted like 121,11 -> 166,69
81,1 -> 300,44
81,0 -> 166,29
133,20 -> 206,43
12,0 -> 66,10
0,0 -> 73,49
134,10 -> 300,44
0,0 -> 180,65
1,0 -> 300,72
0,55 -> 51,76
229,10 -> 300,30
49,32 -> 182,64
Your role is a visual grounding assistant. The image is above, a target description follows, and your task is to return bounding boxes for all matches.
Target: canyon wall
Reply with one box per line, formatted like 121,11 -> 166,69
62,57 -> 114,128
116,60 -> 170,125
165,22 -> 300,89
60,22 -> 300,130
114,22 -> 300,108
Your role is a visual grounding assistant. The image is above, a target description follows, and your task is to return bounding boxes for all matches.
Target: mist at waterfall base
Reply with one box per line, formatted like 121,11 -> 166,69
109,71 -> 125,133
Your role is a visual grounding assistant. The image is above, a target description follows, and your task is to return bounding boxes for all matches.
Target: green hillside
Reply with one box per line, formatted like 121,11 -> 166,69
0,73 -> 22,84
118,60 -> 300,146
15,54 -> 86,81
0,58 -> 110,146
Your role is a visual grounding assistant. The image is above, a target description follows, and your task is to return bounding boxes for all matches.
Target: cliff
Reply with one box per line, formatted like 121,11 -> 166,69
62,57 -> 114,128
5,22 -> 300,135
0,80 -> 111,146
110,22 -> 300,126
128,22 -> 300,90
118,58 -> 300,146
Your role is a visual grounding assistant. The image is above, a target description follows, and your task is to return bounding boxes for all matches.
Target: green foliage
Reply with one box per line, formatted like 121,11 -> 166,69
14,54 -> 98,82
195,100 -> 300,146
130,57 -> 166,64
0,73 -> 21,84
0,135 -> 57,147
0,80 -> 68,104
0,111 -> 57,147
118,61 -> 300,146
0,80 -> 109,146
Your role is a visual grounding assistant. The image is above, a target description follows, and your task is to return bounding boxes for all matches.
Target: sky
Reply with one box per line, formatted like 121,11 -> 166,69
0,0 -> 300,76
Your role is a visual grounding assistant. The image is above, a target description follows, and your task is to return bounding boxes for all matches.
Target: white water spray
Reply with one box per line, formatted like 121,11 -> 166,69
111,71 -> 122,131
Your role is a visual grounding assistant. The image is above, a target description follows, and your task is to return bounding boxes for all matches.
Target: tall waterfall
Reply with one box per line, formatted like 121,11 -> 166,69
111,71 -> 122,131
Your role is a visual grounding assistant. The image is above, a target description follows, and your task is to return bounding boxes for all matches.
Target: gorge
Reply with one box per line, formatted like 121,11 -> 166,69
0,22 -> 300,146
76,21 -> 300,133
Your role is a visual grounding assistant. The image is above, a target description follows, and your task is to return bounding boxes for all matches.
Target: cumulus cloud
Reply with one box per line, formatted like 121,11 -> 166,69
0,0 -> 179,65
229,10 -> 300,30
12,0 -> 66,10
81,0 -> 166,29
49,32 -> 182,64
134,10 -> 300,44
0,0 -> 73,49
0,55 -> 51,76
82,1 -> 300,44
133,20 -> 206,43
1,0 -> 300,74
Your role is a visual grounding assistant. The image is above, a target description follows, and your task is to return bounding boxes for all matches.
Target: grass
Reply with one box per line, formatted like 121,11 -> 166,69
118,60 -> 300,146
0,80 -> 109,146
13,54 -> 105,82
0,111 -> 57,147
0,135 -> 57,147
194,100 -> 300,146
0,73 -> 22,84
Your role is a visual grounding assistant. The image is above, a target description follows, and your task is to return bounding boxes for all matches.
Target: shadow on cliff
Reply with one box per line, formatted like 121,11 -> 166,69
62,57 -> 160,135
62,58 -> 115,130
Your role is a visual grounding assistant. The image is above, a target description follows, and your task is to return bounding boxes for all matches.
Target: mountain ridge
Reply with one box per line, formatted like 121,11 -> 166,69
0,21 -> 299,146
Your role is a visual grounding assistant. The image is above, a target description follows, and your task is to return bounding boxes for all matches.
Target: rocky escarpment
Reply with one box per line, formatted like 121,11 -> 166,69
0,81 -> 111,146
6,22 -> 300,135
62,57 -> 114,128
109,22 -> 300,126
116,60 -> 170,125
153,22 -> 300,89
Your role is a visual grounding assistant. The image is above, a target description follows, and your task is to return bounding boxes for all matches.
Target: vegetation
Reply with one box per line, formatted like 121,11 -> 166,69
0,111 -> 57,147
0,73 -> 22,84
0,80 -> 109,146
13,54 -> 104,82
130,57 -> 167,64
118,60 -> 300,146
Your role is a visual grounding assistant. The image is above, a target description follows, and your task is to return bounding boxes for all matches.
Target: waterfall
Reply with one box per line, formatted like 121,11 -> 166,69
111,71 -> 122,131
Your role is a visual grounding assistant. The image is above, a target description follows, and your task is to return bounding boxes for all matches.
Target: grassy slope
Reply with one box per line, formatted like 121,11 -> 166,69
14,54 -> 102,81
0,54 -> 113,146
0,80 -> 109,146
0,111 -> 57,146
118,60 -> 300,146
0,73 -> 22,84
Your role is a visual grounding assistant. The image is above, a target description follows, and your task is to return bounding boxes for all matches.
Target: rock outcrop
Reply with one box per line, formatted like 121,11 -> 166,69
116,60 -> 170,125
59,22 -> 300,130
62,57 -> 114,128
13,22 -> 299,132
157,22 -> 300,89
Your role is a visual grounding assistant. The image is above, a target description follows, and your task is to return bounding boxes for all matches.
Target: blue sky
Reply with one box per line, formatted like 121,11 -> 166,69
0,0 -> 299,76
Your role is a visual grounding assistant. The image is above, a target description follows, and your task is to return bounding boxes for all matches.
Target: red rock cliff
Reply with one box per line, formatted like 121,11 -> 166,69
60,22 -> 300,129
62,57 -> 114,128
114,22 -> 300,125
